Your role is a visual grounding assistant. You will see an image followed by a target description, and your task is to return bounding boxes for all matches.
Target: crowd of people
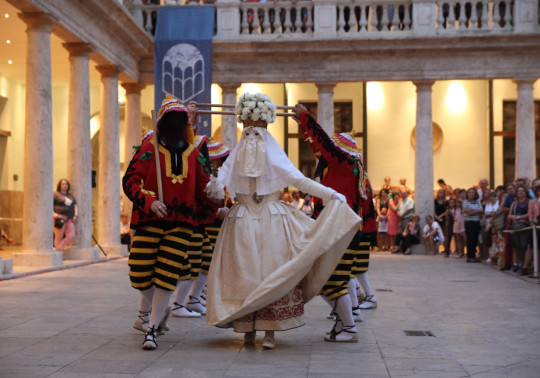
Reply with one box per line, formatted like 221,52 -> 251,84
371,176 -> 540,275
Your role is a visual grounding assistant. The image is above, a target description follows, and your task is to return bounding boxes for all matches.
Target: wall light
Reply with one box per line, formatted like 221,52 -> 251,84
445,81 -> 467,113
6,40 -> 10,44
4,14 -> 9,18
367,82 -> 384,111
8,60 -> 12,64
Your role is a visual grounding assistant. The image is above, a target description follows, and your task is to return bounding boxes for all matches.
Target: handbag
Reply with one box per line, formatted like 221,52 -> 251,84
491,212 -> 506,231
54,217 -> 65,229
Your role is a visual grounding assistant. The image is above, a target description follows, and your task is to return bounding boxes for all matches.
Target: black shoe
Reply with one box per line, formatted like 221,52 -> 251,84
142,326 -> 158,350
467,258 -> 480,263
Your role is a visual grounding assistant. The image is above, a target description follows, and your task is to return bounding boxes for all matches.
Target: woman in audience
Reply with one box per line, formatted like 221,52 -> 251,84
483,191 -> 501,263
463,187 -> 484,263
398,214 -> 421,255
508,185 -> 531,275
434,189 -> 448,250
449,197 -> 465,258
387,192 -> 401,250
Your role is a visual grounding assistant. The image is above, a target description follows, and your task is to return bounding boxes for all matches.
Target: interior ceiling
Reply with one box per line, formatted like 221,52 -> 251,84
0,0 -> 101,86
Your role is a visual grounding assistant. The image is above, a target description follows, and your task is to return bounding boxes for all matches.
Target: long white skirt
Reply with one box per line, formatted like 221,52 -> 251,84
206,192 -> 361,331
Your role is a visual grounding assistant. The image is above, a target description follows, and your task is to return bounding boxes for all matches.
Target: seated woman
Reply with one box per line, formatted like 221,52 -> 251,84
422,215 -> 445,255
398,214 -> 421,255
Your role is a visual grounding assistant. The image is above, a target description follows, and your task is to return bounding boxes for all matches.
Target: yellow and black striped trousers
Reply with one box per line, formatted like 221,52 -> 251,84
187,227 -> 204,280
128,225 -> 193,291
322,230 -> 370,300
201,221 -> 222,274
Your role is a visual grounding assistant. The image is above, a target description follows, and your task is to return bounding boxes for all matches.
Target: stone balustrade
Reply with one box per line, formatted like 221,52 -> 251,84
126,0 -> 539,39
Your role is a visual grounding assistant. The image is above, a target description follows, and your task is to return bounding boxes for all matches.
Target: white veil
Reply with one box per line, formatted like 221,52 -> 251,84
218,126 -> 304,197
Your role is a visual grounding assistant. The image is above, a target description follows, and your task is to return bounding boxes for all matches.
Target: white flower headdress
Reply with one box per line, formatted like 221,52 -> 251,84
235,93 -> 277,124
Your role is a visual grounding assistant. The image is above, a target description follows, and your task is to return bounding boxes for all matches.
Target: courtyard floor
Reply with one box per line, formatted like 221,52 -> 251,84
0,253 -> 539,378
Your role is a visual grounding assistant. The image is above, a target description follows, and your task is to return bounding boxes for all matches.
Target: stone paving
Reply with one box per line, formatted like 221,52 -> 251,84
0,253 -> 539,378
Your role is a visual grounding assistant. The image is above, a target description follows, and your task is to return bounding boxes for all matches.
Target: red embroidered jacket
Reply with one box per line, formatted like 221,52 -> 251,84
123,140 -> 212,229
297,111 -> 377,233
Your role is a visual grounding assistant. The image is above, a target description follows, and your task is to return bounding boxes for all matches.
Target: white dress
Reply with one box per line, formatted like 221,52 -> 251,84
206,177 -> 361,332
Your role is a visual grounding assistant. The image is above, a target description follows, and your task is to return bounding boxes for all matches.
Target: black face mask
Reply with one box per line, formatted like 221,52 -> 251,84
157,112 -> 188,148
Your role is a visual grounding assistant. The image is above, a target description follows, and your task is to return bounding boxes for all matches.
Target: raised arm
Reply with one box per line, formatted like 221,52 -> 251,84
293,104 -> 357,168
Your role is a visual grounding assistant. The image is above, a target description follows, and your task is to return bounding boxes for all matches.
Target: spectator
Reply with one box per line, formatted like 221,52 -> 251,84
434,189 -> 448,246
478,178 -> 489,205
387,192 -> 401,250
443,196 -> 454,257
290,190 -> 301,209
394,214 -> 421,255
463,187 -> 484,263
376,188 -> 390,249
422,215 -> 445,255
398,188 -> 414,227
508,185 -> 531,275
299,193 -> 314,217
53,178 -> 78,252
449,197 -> 465,258
484,191 -> 502,264
380,176 -> 392,191
399,177 -> 410,193
499,183 -> 516,270
377,207 -> 389,251
280,191 -> 291,203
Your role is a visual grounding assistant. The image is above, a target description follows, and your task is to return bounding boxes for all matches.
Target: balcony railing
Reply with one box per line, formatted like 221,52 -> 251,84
125,0 -> 539,40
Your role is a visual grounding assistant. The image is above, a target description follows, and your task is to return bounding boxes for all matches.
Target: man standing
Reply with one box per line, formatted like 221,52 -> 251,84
392,189 -> 415,253
294,104 -> 378,342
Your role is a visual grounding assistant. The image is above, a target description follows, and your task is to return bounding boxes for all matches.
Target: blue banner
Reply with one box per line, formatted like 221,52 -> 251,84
154,6 -> 215,137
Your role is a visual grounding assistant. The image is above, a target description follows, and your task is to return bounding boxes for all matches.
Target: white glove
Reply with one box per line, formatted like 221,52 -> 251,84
205,175 -> 225,200
216,207 -> 229,219
331,192 -> 347,203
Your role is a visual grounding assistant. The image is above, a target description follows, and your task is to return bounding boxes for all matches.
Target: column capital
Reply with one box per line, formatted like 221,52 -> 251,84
514,77 -> 538,86
315,82 -> 337,90
121,82 -> 146,94
18,12 -> 55,29
218,82 -> 241,92
96,64 -> 122,78
63,42 -> 94,57
412,80 -> 435,88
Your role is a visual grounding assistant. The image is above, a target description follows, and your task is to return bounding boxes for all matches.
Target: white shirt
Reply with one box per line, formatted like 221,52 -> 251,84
423,221 -> 445,244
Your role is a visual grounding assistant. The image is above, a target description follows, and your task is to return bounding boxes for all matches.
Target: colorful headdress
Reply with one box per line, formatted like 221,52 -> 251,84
331,132 -> 362,159
331,132 -> 369,199
157,94 -> 189,124
207,138 -> 231,160
193,134 -> 208,149
236,93 -> 276,126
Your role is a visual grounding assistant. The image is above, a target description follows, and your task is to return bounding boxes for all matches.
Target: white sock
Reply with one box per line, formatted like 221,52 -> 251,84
348,278 -> 359,308
190,273 -> 208,300
357,272 -> 375,299
149,288 -> 173,329
334,295 -> 356,329
139,287 -> 154,312
174,280 -> 193,306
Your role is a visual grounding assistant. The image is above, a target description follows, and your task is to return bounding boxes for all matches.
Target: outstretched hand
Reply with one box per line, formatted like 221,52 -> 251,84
187,101 -> 200,125
292,104 -> 308,123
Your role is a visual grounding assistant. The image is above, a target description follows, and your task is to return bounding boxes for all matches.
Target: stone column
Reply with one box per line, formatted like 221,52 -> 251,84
121,82 -> 146,217
220,83 -> 240,149
12,12 -> 62,267
63,42 -> 99,261
515,78 -> 537,180
316,82 -> 336,135
96,65 -> 127,256
413,80 -> 435,253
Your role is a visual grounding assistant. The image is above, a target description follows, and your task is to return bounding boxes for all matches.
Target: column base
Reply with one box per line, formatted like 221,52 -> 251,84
12,251 -> 63,267
410,244 -> 426,255
63,247 -> 100,260
99,244 -> 128,257
0,258 -> 14,275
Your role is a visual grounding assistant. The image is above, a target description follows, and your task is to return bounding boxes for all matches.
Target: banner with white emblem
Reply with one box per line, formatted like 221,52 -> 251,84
154,6 -> 215,137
